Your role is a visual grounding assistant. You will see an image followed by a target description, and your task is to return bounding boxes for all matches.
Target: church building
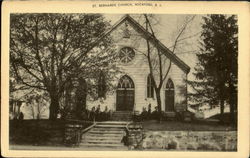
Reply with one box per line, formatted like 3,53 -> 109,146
86,15 -> 190,115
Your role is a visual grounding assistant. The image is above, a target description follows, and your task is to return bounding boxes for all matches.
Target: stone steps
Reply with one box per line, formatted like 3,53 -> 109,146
91,128 -> 125,133
84,139 -> 122,144
80,121 -> 128,150
88,131 -> 124,135
112,116 -> 132,118
91,128 -> 124,132
83,133 -> 123,137
111,111 -> 133,121
96,121 -> 128,125
95,124 -> 127,128
84,137 -> 122,141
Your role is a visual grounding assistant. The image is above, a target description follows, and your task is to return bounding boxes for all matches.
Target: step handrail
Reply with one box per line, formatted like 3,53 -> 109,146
125,121 -> 132,137
81,122 -> 96,134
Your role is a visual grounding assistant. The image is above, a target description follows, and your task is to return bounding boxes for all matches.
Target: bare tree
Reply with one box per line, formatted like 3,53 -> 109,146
143,14 -> 196,120
26,95 -> 49,119
10,14 -> 118,120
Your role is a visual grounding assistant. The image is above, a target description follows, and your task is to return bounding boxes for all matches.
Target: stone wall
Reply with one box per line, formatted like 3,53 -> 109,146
9,120 -> 92,146
142,131 -> 237,151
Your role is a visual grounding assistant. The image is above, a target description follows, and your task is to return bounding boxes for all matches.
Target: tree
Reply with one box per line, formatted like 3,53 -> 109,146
10,13 -> 117,120
75,77 -> 87,119
188,15 -> 238,123
142,14 -> 195,120
26,95 -> 49,119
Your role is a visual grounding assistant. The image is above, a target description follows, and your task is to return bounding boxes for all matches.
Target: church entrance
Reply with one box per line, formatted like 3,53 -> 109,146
116,75 -> 135,111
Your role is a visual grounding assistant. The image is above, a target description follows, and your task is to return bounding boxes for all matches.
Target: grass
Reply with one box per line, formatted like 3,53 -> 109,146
209,112 -> 237,120
141,120 -> 237,131
9,119 -> 93,146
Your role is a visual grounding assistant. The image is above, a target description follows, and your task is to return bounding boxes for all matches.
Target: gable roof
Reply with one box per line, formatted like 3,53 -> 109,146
86,14 -> 191,73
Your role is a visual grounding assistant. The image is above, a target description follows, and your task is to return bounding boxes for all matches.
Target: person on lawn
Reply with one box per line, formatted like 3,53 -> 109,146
90,106 -> 96,121
141,107 -> 148,121
95,104 -> 101,121
151,106 -> 158,120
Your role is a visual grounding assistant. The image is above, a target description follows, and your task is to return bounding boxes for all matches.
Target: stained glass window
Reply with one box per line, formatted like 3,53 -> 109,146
119,47 -> 135,63
166,79 -> 174,90
117,75 -> 134,89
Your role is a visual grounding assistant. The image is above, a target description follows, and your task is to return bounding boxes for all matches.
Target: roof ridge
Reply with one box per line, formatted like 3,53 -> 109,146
124,15 -> 190,73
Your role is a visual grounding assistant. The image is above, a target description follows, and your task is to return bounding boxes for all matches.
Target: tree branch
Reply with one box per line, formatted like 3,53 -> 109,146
172,15 -> 196,53
34,18 -> 50,89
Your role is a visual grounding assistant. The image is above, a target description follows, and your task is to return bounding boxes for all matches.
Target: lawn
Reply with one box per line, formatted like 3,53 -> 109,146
141,120 -> 237,131
209,112 -> 237,120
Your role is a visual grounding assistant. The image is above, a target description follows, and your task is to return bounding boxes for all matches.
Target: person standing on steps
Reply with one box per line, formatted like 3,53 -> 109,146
103,106 -> 109,121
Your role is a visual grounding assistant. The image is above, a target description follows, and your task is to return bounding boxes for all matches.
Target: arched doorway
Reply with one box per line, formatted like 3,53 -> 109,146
116,75 -> 135,111
165,79 -> 175,112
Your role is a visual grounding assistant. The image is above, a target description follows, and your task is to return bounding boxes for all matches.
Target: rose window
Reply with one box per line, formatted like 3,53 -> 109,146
119,47 -> 135,63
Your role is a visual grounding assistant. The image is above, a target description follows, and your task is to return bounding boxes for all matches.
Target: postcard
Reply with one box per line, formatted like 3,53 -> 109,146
1,1 -> 250,158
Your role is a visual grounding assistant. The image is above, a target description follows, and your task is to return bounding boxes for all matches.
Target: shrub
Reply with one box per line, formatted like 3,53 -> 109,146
167,140 -> 178,150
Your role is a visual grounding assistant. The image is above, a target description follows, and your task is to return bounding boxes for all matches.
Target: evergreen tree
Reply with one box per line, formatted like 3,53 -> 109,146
188,15 -> 238,124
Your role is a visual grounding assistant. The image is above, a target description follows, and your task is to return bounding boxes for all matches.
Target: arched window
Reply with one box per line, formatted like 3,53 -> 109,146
116,75 -> 135,111
166,79 -> 174,90
119,47 -> 135,64
98,71 -> 106,98
165,79 -> 175,112
117,75 -> 134,89
147,75 -> 154,98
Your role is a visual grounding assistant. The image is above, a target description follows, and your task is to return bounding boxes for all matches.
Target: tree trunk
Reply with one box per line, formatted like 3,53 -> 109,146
76,89 -> 87,119
219,99 -> 225,124
229,98 -> 235,124
220,99 -> 224,115
70,77 -> 86,120
155,88 -> 162,121
229,84 -> 236,125
219,85 -> 225,116
49,93 -> 59,120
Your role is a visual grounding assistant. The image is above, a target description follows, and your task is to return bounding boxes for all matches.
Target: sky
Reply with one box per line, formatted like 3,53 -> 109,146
103,14 -> 204,81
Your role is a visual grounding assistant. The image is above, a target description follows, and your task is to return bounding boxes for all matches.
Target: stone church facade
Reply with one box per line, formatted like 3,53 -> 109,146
86,15 -> 190,114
